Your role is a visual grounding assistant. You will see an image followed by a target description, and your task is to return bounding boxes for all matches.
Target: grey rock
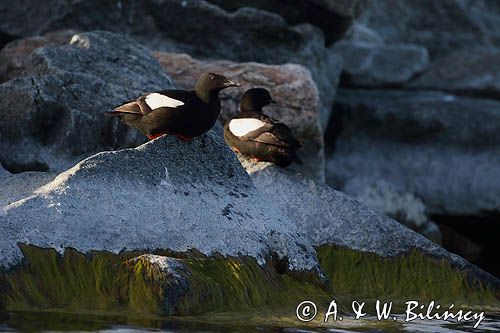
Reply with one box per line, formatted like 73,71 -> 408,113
244,163 -> 500,289
205,0 -> 365,44
331,40 -> 429,87
326,89 -> 500,217
0,0 -> 342,131
0,164 -> 9,179
358,0 -> 500,59
0,132 -> 318,272
0,30 -> 172,173
127,254 -> 191,315
154,52 -> 325,181
409,46 -> 500,95
0,171 -> 56,209
0,30 -> 77,83
342,22 -> 383,45
343,178 -> 442,243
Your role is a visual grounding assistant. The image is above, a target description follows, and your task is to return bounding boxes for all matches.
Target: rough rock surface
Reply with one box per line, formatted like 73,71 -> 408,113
0,171 -> 56,209
0,0 -> 342,128
358,0 -> 500,59
343,179 -> 442,243
331,41 -> 429,87
326,89 -> 500,217
409,47 -> 500,95
0,30 -> 172,173
240,161 -> 500,289
205,0 -> 365,44
0,30 -> 77,83
0,133 -> 318,271
341,22 -> 383,44
0,165 -> 9,178
155,52 -> 324,181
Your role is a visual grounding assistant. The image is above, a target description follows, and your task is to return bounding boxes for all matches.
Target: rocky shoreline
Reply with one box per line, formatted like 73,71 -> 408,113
1,0 -> 500,318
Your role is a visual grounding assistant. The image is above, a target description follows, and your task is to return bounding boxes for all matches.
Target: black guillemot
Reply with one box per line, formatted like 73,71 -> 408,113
108,72 -> 240,141
224,88 -> 302,167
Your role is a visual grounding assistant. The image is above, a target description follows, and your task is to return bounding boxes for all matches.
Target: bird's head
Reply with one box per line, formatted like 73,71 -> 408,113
240,88 -> 276,112
195,72 -> 240,96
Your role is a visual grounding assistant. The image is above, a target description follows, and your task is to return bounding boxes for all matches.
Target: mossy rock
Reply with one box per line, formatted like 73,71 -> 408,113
1,244 -> 498,318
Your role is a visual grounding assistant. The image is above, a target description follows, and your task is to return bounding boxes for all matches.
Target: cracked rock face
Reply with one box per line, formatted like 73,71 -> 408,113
0,132 -> 318,272
0,30 -> 172,173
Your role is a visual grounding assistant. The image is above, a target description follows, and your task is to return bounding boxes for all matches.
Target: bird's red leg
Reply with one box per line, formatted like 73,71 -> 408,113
147,133 -> 167,140
174,134 -> 193,142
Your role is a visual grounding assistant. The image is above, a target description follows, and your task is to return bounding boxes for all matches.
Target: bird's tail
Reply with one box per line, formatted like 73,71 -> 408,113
106,101 -> 142,117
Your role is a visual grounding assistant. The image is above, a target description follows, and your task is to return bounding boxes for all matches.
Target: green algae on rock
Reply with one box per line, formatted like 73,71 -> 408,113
317,246 -> 500,307
0,245 -> 330,316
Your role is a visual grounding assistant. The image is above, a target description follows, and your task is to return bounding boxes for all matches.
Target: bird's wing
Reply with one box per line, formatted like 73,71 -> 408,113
110,90 -> 195,116
259,122 -> 302,149
228,115 -> 301,149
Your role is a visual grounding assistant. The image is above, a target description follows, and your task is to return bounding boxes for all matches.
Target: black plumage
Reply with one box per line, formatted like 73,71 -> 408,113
108,72 -> 240,141
224,88 -> 302,167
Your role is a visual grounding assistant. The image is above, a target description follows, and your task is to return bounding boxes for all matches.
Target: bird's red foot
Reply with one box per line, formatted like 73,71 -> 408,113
147,133 -> 167,140
175,134 -> 193,142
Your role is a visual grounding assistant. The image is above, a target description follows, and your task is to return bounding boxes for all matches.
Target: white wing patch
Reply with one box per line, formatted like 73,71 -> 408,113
229,118 -> 266,137
145,93 -> 184,110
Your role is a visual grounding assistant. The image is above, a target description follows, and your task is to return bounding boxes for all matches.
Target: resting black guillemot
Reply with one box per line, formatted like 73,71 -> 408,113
108,72 -> 240,141
224,88 -> 302,167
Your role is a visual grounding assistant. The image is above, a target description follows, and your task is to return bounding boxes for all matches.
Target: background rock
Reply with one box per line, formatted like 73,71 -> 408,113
326,89 -> 500,218
0,0 -> 343,130
155,52 -> 324,181
0,30 -> 77,83
409,46 -> 500,96
205,0 -> 365,44
341,22 -> 383,44
332,41 -> 429,87
0,133 -> 318,272
0,30 -> 171,173
343,178 -> 442,243
357,0 -> 500,59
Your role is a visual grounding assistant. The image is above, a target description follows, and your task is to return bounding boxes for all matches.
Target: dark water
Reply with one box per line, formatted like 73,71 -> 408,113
1,311 -> 500,333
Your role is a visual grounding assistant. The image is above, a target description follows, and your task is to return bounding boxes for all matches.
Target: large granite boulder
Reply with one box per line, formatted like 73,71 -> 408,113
0,30 -> 171,173
358,0 -> 500,59
154,52 -> 325,181
331,40 -> 429,87
409,46 -> 500,96
326,89 -> 500,218
241,161 -> 500,290
0,0 -> 343,129
0,132 -> 317,271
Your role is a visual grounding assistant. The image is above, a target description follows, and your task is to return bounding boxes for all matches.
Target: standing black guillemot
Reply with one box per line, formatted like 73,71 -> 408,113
108,72 -> 240,141
224,88 -> 302,167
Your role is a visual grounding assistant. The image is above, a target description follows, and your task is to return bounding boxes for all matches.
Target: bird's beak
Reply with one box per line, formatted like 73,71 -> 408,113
269,98 -> 277,105
224,79 -> 241,87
